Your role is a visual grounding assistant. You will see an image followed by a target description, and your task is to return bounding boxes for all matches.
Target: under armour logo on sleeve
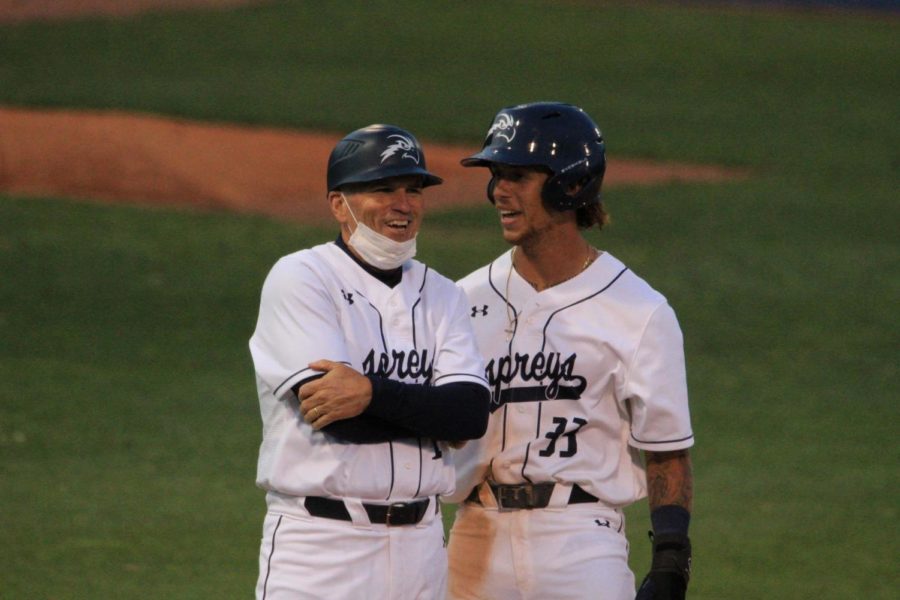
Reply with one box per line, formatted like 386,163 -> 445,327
341,290 -> 355,305
471,305 -> 489,317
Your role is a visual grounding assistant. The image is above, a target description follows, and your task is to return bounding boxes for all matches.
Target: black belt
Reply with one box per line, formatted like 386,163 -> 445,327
304,496 -> 433,526
465,482 -> 599,510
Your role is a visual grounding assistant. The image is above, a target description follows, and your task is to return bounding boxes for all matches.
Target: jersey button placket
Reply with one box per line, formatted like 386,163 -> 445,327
525,300 -> 542,326
519,302 -> 543,413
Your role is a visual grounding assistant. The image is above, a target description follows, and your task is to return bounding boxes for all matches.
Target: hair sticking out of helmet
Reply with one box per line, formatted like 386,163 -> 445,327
328,124 -> 443,192
461,102 -> 606,212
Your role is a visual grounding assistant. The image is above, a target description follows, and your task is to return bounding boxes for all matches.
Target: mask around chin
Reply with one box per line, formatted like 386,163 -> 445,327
343,194 -> 417,270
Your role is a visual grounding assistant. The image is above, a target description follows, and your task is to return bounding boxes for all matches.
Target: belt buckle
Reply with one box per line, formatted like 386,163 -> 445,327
384,502 -> 409,526
495,484 -> 532,512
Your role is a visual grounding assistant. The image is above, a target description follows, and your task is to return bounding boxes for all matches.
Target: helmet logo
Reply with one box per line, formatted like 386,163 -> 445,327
487,113 -> 516,143
559,158 -> 589,173
380,134 -> 420,164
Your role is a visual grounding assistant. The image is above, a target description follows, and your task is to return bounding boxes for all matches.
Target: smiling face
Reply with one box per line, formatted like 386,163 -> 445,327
330,175 -> 425,244
488,164 -> 571,247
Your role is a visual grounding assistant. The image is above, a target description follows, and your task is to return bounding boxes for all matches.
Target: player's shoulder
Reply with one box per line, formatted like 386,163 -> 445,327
409,259 -> 461,295
456,263 -> 491,290
601,252 -> 670,310
456,251 -> 510,297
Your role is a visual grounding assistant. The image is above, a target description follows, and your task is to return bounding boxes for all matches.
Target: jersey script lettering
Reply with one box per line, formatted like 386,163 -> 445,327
485,351 -> 587,407
362,348 -> 434,383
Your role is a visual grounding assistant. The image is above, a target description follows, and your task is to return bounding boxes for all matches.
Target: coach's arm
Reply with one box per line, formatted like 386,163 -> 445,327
294,360 -> 489,444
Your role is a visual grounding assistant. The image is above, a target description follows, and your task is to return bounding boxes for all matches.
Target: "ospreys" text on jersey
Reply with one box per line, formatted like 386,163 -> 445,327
485,351 -> 587,408
362,348 -> 434,383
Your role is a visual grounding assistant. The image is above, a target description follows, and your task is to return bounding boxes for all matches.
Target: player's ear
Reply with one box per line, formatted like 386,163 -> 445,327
329,191 -> 348,223
565,177 -> 586,197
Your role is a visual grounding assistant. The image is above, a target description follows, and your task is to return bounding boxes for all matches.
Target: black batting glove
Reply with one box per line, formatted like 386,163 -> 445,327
635,531 -> 691,600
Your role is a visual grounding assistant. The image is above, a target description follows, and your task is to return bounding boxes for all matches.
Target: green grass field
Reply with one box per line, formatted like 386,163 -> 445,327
1,1 -> 897,598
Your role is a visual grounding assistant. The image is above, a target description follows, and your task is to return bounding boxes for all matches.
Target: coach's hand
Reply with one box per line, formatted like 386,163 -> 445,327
635,532 -> 691,600
299,360 -> 373,429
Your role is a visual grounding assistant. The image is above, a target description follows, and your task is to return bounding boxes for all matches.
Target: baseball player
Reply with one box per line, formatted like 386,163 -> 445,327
249,124 -> 490,600
446,102 -> 695,600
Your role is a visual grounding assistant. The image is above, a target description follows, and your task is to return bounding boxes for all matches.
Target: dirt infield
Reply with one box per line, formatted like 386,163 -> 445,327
0,107 -> 747,222
0,0 -> 274,22
0,0 -> 747,222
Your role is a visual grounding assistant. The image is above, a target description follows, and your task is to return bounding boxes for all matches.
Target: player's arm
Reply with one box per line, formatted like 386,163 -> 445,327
297,361 -> 489,442
636,449 -> 693,600
646,448 -> 693,512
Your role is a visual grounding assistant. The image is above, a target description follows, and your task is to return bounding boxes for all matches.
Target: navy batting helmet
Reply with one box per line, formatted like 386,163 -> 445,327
327,124 -> 443,191
462,102 -> 606,211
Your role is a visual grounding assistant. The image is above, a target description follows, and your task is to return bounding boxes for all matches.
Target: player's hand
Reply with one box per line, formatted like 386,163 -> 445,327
635,532 -> 691,600
298,360 -> 373,430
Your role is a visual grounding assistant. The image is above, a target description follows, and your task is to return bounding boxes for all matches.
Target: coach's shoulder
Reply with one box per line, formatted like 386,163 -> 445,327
261,246 -> 328,291
268,247 -> 314,274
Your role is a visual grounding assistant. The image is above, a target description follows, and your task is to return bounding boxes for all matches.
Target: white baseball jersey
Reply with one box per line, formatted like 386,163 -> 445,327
249,241 -> 488,503
449,249 -> 693,507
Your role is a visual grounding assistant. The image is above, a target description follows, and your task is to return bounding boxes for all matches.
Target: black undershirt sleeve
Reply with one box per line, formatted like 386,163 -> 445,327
364,378 -> 489,441
293,378 -> 489,444
323,414 -> 419,444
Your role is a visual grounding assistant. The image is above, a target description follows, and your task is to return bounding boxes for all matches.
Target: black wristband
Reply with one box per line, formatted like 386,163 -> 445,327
650,504 -> 691,537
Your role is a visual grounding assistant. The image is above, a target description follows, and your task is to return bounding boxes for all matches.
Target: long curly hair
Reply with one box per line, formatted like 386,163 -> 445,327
575,202 -> 610,230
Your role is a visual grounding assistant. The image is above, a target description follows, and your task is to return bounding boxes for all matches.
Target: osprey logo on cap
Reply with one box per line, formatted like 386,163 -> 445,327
380,134 -> 420,164
487,113 -> 516,143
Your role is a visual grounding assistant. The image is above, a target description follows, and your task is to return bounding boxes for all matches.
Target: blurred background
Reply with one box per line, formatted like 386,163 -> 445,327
0,1 -> 897,598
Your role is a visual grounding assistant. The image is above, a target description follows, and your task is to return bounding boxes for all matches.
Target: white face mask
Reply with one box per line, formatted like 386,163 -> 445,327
342,193 -> 417,270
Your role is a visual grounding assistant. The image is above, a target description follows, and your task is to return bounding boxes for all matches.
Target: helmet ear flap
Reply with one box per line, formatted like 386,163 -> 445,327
542,173 -> 601,211
487,176 -> 497,204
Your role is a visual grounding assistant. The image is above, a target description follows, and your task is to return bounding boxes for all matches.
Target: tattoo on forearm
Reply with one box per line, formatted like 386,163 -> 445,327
646,450 -> 693,511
